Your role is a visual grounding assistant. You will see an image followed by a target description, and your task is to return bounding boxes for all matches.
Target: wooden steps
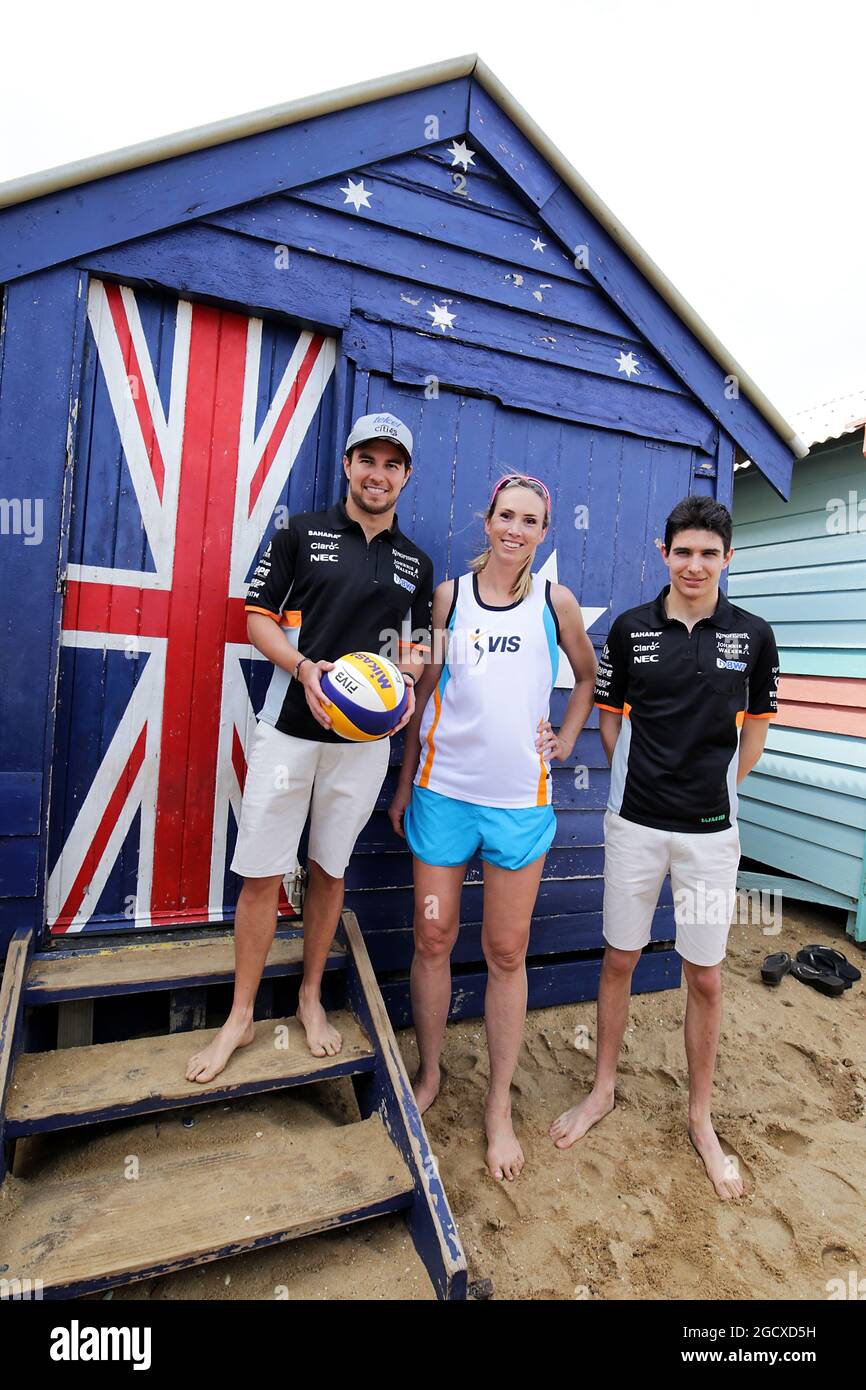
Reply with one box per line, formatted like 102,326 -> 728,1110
5,1012 -> 375,1135
0,1114 -> 414,1298
24,932 -> 345,1003
1,913 -> 468,1298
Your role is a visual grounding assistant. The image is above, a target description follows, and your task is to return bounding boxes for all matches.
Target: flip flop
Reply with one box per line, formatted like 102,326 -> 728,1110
761,951 -> 793,985
790,960 -> 846,998
798,945 -> 861,987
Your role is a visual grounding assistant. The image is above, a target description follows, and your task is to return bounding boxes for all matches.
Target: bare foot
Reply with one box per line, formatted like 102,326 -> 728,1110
185,1016 -> 256,1084
296,991 -> 342,1058
688,1119 -> 745,1201
412,1068 -> 441,1114
485,1102 -> 524,1182
548,1087 -> 615,1149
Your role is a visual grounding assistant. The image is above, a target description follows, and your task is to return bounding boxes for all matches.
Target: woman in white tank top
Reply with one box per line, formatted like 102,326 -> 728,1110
389,476 -> 598,1182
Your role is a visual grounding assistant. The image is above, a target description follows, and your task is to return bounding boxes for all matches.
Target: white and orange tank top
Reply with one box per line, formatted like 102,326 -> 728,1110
415,572 -> 561,809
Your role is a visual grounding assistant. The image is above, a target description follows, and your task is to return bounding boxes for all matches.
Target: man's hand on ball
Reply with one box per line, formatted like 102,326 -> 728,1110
301,659 -> 335,730
387,679 -> 416,736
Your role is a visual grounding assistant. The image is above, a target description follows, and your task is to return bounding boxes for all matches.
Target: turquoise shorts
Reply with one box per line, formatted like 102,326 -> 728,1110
404,784 -> 556,871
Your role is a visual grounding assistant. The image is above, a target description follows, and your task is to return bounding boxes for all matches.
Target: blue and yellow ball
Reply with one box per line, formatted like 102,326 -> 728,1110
320,652 -> 408,741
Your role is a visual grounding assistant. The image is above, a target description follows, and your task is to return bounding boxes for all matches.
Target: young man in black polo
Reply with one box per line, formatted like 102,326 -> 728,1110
549,496 -> 779,1200
186,413 -> 433,1080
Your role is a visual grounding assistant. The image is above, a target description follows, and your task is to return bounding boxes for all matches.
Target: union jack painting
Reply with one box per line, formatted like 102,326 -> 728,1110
46,279 -> 337,934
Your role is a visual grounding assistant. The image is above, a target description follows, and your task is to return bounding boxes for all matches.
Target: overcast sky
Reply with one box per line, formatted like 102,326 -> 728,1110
2,0 -> 862,427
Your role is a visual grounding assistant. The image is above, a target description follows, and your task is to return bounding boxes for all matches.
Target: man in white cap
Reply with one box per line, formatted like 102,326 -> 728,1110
186,413 -> 433,1079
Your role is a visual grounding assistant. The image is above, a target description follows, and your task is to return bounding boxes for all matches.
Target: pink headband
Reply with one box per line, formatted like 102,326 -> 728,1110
490,473 -> 552,514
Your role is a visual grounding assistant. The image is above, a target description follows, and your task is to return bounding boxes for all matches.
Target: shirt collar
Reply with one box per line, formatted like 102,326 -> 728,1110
653,585 -> 733,630
327,498 -> 405,543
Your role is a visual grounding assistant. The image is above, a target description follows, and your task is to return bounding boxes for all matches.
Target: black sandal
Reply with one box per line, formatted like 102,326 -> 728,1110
790,960 -> 846,997
761,951 -> 793,985
798,946 -> 861,988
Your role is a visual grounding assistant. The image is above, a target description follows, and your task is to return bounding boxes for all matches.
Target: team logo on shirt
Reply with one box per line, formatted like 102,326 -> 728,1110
716,632 -> 750,660
309,537 -> 340,563
460,628 -> 522,667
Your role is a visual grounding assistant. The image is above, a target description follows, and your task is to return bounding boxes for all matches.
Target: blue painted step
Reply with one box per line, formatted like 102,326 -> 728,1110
23,929 -> 343,1003
0,1113 -> 415,1299
5,1012 -> 374,1137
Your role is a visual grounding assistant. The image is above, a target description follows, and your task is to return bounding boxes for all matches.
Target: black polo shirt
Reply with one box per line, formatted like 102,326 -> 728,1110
246,501 -> 434,742
594,586 -> 779,832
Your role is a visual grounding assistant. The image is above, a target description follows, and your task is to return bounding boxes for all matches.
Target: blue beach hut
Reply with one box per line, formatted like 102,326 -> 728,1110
0,52 -> 805,1301
0,54 -> 801,1010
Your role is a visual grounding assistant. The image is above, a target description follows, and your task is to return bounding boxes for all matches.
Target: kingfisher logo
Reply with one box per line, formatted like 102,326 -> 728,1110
717,658 -> 747,672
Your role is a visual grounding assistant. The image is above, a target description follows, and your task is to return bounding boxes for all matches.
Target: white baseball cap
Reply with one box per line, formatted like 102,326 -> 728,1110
345,412 -> 413,464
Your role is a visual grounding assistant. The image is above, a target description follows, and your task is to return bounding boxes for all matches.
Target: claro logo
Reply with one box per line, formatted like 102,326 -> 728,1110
49,1320 -> 152,1371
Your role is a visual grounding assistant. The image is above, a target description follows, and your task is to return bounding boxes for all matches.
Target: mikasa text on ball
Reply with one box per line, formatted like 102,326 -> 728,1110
320,652 -> 408,741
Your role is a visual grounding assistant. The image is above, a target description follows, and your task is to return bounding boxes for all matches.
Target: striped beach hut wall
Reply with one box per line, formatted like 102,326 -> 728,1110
730,393 -> 866,941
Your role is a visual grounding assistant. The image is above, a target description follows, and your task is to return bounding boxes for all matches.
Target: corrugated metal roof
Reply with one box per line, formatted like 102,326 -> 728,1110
790,389 -> 866,449
735,388 -> 866,469
0,54 -> 806,462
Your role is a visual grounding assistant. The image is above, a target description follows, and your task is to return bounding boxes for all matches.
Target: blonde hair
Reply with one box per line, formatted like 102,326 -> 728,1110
470,475 -> 550,601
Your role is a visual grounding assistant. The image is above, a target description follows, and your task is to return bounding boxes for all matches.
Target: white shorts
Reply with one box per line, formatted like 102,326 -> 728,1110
231,722 -> 390,881
602,809 -> 741,967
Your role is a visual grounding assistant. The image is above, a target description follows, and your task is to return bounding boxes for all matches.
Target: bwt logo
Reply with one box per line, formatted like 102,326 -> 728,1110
0,497 -> 43,545
49,1319 -> 152,1370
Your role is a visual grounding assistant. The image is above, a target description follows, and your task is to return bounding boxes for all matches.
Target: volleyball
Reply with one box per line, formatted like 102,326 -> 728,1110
320,652 -> 408,741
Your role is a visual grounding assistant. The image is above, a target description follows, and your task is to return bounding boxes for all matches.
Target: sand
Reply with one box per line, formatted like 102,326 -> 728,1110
4,900 -> 864,1301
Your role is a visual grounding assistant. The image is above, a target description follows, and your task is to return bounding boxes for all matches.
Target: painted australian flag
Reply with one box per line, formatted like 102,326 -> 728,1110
46,278 -> 336,934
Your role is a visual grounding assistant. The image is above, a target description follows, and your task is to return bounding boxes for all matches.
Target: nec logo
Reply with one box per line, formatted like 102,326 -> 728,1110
634,654 -> 659,664
310,554 -> 338,563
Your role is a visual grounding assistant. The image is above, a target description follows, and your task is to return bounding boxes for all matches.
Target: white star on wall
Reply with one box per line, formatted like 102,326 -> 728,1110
427,303 -> 456,332
340,177 -> 372,212
536,551 -> 607,687
615,350 -> 641,378
531,236 -> 547,252
448,140 -> 476,170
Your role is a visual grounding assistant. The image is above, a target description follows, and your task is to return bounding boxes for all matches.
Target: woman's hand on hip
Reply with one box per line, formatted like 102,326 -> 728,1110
536,718 -> 570,763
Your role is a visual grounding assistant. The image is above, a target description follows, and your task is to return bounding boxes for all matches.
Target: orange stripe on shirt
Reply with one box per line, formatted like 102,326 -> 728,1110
244,605 -> 281,623
536,755 -> 548,806
594,702 -> 624,714
744,710 -> 776,720
418,686 -> 443,788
